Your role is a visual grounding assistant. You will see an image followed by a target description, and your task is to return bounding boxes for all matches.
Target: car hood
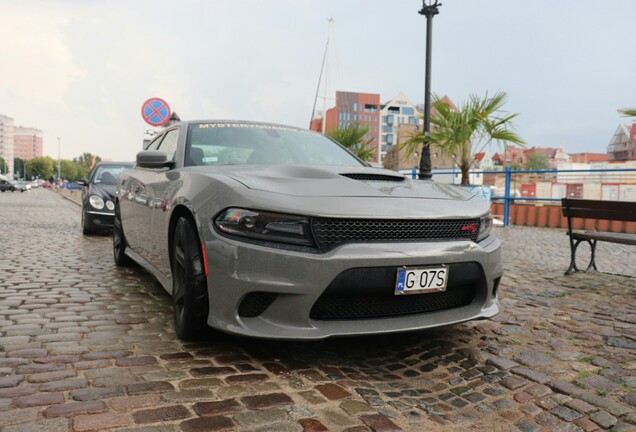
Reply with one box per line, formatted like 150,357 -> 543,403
204,165 -> 473,201
90,183 -> 117,201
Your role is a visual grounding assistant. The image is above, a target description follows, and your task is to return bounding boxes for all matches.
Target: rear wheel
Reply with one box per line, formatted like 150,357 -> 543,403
171,216 -> 209,341
113,203 -> 134,266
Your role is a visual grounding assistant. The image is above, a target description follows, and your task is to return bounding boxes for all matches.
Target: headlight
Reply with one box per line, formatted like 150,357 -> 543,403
477,214 -> 493,242
105,201 -> 115,211
89,195 -> 105,210
215,208 -> 314,247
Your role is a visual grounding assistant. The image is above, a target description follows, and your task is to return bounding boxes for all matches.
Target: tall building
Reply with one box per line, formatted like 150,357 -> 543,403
379,93 -> 422,162
312,91 -> 381,163
0,114 -> 15,177
608,124 -> 636,161
14,126 -> 43,160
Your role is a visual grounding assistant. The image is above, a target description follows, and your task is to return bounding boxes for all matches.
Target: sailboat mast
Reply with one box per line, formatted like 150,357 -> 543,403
310,18 -> 334,133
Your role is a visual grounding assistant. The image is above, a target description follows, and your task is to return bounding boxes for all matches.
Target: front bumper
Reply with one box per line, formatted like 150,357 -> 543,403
204,233 -> 502,340
84,210 -> 115,230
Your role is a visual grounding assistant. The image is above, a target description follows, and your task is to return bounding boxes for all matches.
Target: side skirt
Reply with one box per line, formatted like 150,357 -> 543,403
125,247 -> 173,294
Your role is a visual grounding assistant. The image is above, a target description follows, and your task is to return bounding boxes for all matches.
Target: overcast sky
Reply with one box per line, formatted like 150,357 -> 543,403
1,0 -> 634,161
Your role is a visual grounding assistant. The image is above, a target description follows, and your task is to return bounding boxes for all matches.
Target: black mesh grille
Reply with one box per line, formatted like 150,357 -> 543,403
238,292 -> 278,317
309,263 -> 482,321
311,218 -> 481,251
340,173 -> 405,182
310,285 -> 475,320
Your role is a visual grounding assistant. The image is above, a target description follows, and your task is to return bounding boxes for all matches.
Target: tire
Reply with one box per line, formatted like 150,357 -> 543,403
171,216 -> 209,341
113,203 -> 134,267
81,210 -> 94,235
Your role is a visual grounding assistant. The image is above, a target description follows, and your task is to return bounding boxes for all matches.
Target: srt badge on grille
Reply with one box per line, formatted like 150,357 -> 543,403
461,224 -> 477,233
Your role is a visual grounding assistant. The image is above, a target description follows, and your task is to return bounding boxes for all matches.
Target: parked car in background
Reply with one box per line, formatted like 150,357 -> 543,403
0,179 -> 16,192
80,162 -> 133,235
16,181 -> 31,191
10,181 -> 27,192
114,120 -> 501,341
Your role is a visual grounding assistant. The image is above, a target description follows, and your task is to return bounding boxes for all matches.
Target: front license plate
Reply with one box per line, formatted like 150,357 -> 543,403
395,265 -> 449,295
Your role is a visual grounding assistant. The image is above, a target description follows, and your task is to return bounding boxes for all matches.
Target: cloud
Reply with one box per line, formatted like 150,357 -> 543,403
0,3 -> 83,105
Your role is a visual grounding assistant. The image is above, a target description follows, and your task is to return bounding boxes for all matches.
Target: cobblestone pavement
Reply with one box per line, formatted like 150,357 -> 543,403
0,190 -> 634,432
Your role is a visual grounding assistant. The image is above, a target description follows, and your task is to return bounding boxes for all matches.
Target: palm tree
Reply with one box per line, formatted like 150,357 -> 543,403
327,124 -> 376,162
618,107 -> 636,117
402,91 -> 525,185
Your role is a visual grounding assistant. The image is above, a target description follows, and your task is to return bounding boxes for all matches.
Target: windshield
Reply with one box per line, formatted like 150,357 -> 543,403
91,165 -> 130,185
185,123 -> 364,167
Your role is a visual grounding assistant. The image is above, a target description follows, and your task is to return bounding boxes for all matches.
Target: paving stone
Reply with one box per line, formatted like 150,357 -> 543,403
242,393 -> 294,409
552,406 -> 584,421
0,375 -> 24,388
576,374 -> 623,392
127,381 -> 174,395
193,399 -> 241,416
298,418 -> 329,432
115,356 -> 157,367
315,383 -> 352,400
566,398 -> 598,414
512,367 -> 551,384
359,414 -> 404,432
2,418 -> 69,432
74,412 -> 129,431
190,366 -> 236,377
70,387 -> 125,401
573,417 -> 600,432
516,351 -> 556,367
180,416 -> 235,432
500,375 -> 528,390
13,392 -> 65,408
590,410 -> 618,429
233,408 -> 287,427
579,393 -> 632,417
43,400 -> 106,418
132,404 -> 190,424
515,421 -> 541,432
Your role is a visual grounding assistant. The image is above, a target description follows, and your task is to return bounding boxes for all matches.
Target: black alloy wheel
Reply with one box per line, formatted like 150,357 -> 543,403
113,203 -> 134,267
171,216 -> 209,341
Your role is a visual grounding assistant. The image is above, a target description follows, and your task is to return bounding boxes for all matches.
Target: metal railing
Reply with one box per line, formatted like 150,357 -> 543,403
420,167 -> 636,226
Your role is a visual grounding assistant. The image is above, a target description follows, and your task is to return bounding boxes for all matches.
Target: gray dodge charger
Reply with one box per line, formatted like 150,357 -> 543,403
115,120 -> 502,340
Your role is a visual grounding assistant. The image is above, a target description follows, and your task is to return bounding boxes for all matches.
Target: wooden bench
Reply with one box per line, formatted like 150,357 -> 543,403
562,198 -> 636,275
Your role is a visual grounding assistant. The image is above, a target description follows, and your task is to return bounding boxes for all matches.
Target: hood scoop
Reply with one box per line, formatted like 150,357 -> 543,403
340,173 -> 405,182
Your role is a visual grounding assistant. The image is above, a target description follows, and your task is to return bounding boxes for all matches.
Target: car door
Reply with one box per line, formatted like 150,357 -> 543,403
139,127 -> 180,273
120,136 -> 161,251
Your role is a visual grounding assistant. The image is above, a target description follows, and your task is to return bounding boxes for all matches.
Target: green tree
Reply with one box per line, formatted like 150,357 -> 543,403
0,157 -> 8,174
28,156 -> 56,180
73,152 -> 101,172
403,91 -> 525,185
326,124 -> 376,162
525,153 -> 550,170
60,160 -> 79,180
14,158 -> 25,178
619,107 -> 636,118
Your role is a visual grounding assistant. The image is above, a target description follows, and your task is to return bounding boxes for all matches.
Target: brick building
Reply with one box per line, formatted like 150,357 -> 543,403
14,126 -> 43,160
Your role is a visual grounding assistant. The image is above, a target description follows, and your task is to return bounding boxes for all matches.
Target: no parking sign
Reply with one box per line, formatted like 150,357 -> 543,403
141,98 -> 171,126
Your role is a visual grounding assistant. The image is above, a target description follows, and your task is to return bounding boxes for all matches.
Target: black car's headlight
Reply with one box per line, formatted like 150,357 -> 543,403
477,214 -> 493,242
215,208 -> 314,246
89,195 -> 105,210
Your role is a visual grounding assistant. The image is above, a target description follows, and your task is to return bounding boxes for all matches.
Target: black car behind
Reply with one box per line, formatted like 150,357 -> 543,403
80,162 -> 132,235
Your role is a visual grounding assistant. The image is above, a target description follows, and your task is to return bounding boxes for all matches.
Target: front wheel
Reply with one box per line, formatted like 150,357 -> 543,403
82,210 -> 94,235
113,203 -> 134,267
171,216 -> 209,341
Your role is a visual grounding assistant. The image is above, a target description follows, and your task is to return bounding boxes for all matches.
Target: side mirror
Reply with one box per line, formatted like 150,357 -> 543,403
78,179 -> 88,187
136,150 -> 175,169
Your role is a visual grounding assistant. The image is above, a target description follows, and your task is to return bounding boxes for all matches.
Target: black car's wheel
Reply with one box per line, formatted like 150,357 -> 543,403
81,210 -> 94,235
113,203 -> 134,267
171,216 -> 209,341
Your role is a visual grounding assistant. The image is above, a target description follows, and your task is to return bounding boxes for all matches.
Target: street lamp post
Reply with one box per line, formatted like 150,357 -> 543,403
57,137 -> 61,182
418,0 -> 441,180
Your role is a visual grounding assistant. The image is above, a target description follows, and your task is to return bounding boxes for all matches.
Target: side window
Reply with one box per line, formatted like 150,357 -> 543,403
146,136 -> 162,151
157,129 -> 179,161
